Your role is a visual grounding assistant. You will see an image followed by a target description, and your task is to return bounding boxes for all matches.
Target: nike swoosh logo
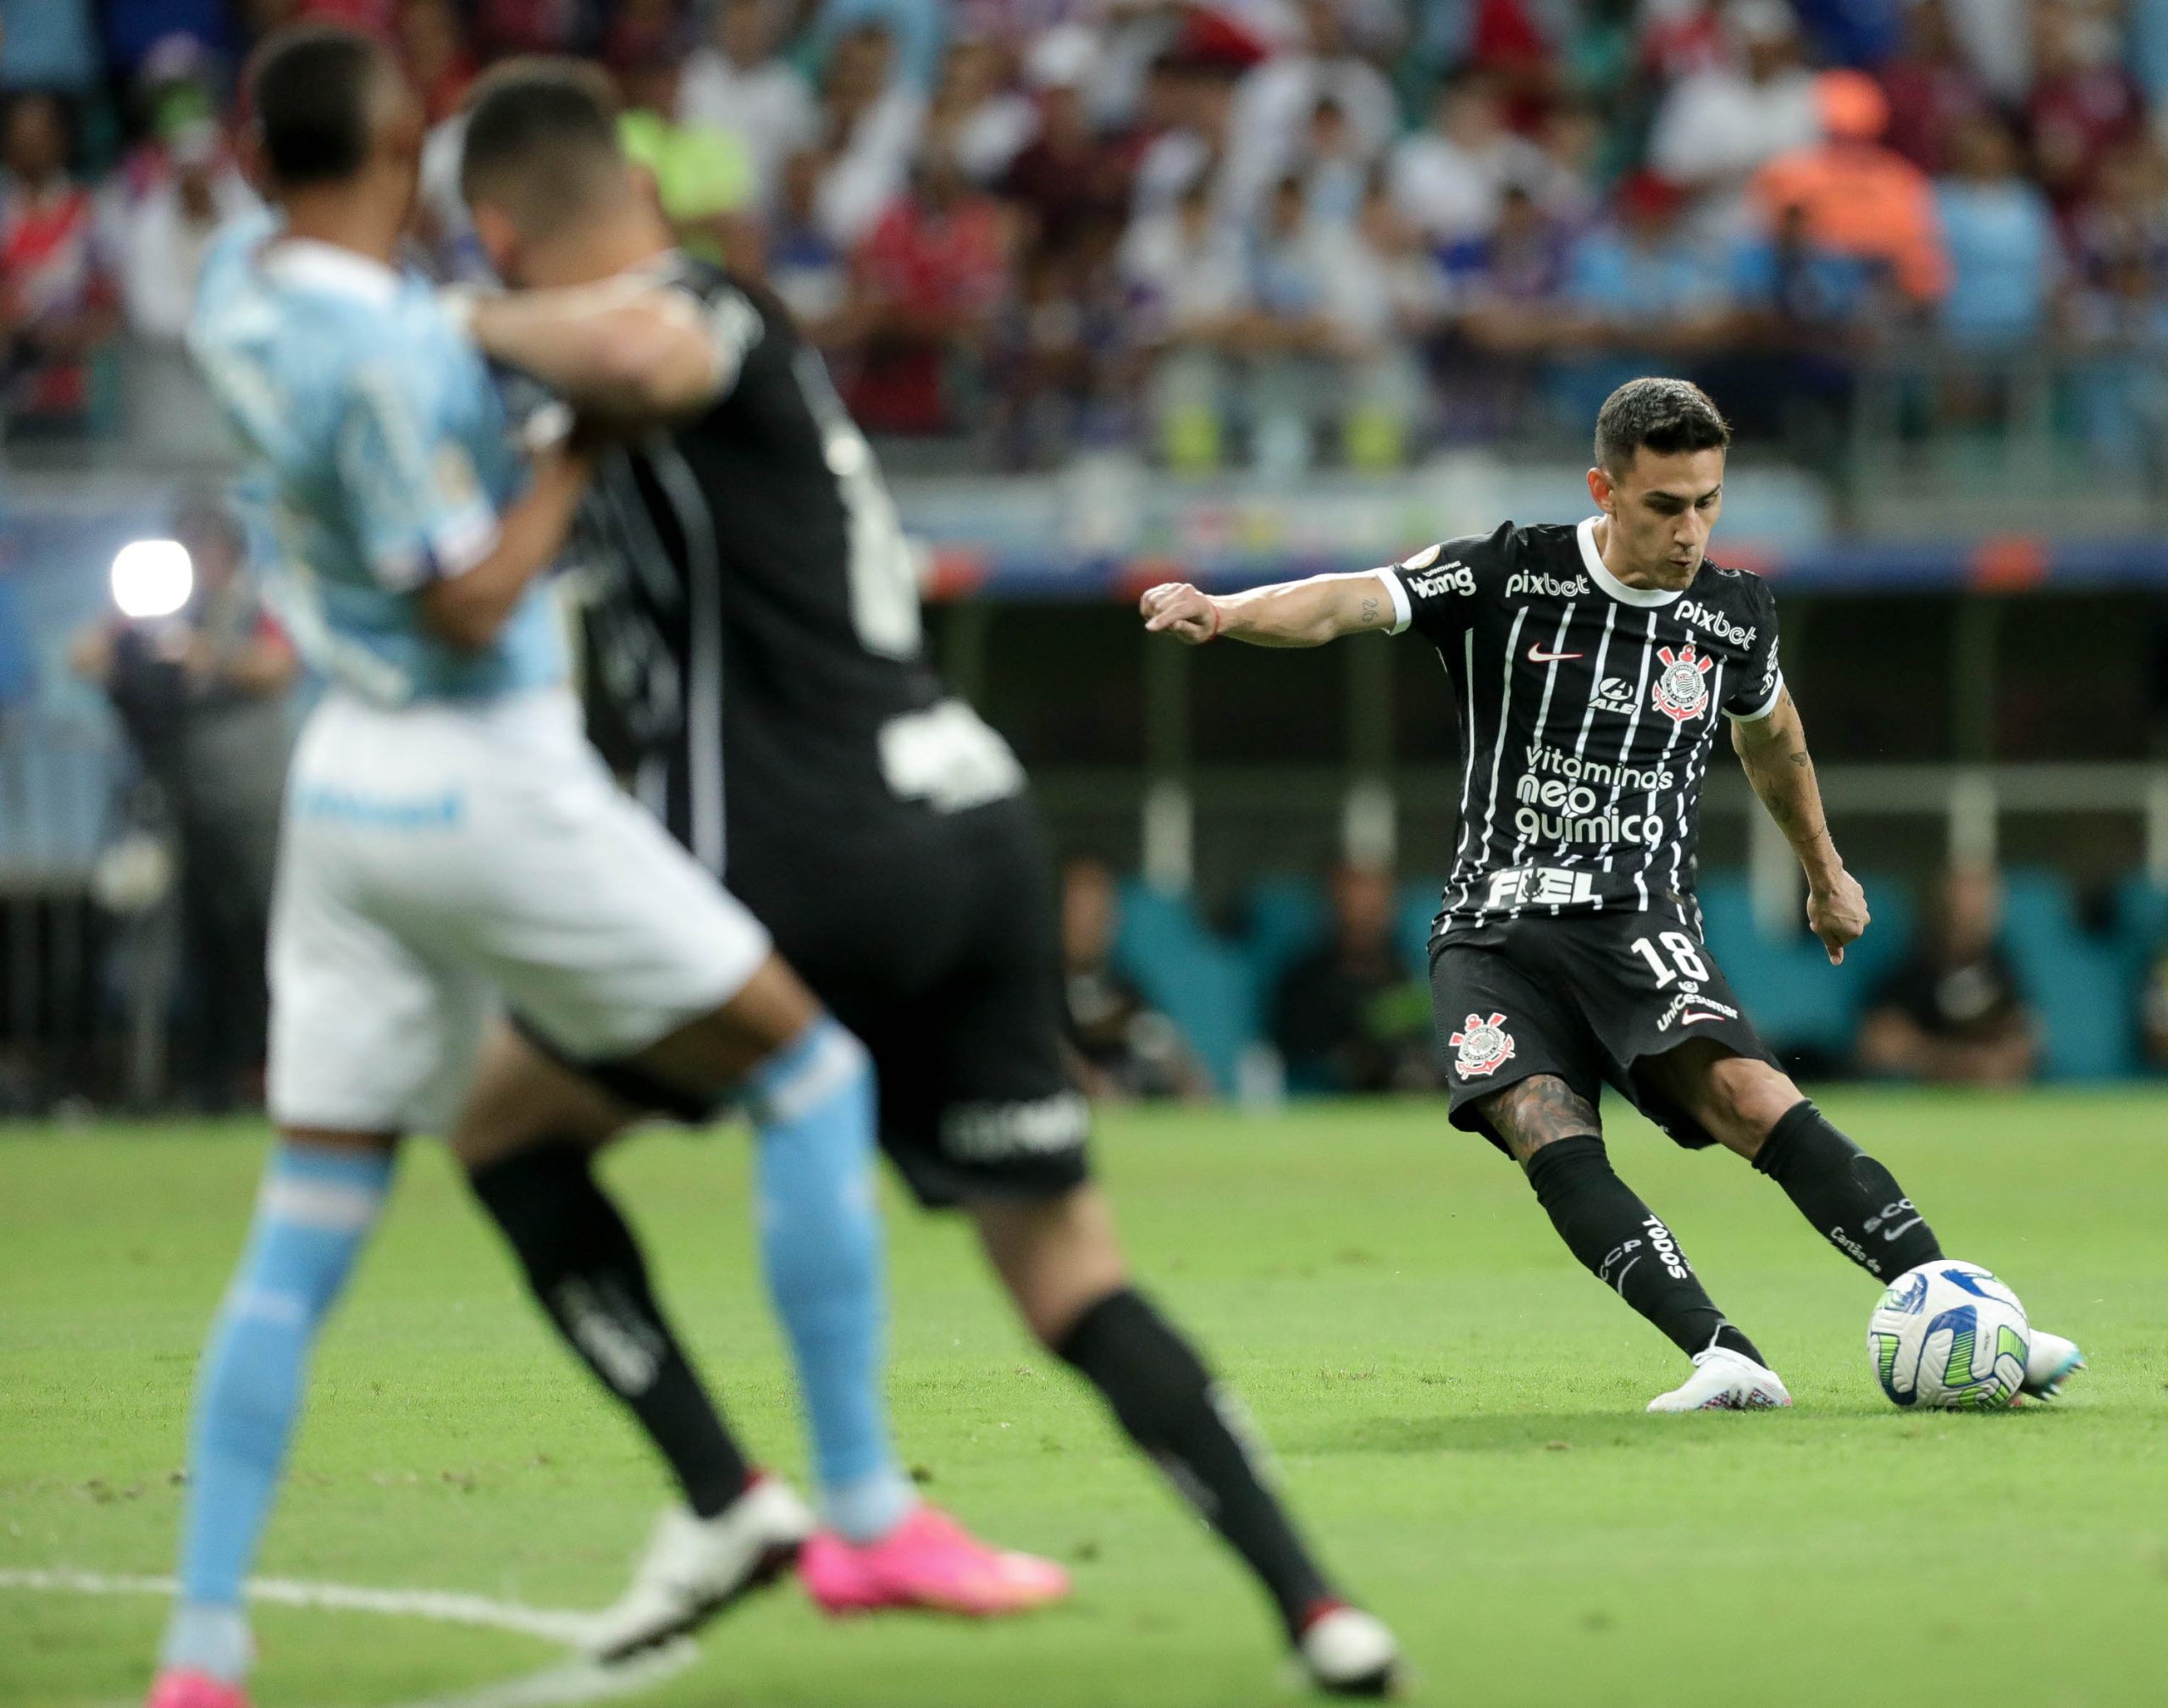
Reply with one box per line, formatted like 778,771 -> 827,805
1679,1011 -> 1728,1025
1528,645 -> 1584,663
1880,1217 -> 1925,1243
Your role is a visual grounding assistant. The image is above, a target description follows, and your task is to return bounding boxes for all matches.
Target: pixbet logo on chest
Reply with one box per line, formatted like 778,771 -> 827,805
1505,570 -> 1590,600
1677,599 -> 1756,649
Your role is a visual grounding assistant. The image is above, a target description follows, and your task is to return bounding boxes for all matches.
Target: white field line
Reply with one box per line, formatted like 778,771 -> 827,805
0,1567 -> 699,1708
396,1646 -> 697,1708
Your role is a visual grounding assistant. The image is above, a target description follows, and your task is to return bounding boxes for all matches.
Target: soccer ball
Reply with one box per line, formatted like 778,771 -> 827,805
1867,1260 -> 2030,1410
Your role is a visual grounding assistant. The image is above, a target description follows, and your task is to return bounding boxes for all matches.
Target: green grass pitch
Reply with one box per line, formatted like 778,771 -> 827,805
3,1090 -> 2164,1707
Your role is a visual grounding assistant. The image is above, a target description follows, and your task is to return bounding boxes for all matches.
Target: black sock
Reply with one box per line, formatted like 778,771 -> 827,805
469,1141 -> 751,1518
1753,1100 -> 1944,1281
1056,1288 -> 1333,1639
1524,1136 -> 1763,1366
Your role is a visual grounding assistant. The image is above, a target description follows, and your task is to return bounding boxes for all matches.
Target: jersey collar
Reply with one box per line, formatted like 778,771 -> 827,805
261,237 -> 401,306
1576,517 -> 1684,608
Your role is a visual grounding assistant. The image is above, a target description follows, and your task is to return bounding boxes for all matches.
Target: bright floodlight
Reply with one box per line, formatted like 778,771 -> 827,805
111,539 -> 195,619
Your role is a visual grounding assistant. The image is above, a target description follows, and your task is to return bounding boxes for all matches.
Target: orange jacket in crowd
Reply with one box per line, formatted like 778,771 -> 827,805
1750,69 -> 1950,305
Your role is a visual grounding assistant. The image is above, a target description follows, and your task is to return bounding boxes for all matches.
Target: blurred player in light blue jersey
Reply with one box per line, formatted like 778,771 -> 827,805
148,27 -> 1059,1708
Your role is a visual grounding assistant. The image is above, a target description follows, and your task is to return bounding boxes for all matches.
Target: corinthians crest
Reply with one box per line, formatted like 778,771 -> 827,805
1651,640 -> 1715,722
1450,1012 -> 1516,1079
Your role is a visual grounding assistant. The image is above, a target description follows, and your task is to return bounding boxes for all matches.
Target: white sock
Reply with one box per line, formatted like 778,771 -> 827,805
160,1600 -> 253,1683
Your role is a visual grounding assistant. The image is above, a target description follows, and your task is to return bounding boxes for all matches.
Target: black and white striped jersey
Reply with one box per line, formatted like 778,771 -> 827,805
1379,517 -> 1783,942
564,255 -> 1021,882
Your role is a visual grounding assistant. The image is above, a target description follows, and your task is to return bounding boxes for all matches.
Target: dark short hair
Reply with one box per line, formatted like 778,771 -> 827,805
1593,377 -> 1732,473
460,58 -> 622,235
247,25 -> 391,189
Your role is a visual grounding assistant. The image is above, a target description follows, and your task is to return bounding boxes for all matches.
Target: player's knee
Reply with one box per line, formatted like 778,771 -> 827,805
449,1028 -> 621,1171
1479,1075 -> 1601,1165
1701,1058 -> 1804,1156
971,1186 -> 1128,1346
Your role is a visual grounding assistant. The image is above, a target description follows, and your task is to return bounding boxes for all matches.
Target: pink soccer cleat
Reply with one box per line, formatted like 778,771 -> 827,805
146,1671 -> 250,1708
799,1504 -> 1070,1617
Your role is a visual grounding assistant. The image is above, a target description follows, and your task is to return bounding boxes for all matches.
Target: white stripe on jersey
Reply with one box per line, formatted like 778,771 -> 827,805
1446,630 -> 1479,919
648,442 -> 727,875
598,462 -> 685,614
1467,607 -> 1530,926
1507,601 -> 1579,916
1601,611 -> 1660,911
1553,603 -> 1618,911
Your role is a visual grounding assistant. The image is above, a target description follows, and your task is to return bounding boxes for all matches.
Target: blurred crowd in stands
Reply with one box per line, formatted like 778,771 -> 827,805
1063,855 -> 2168,1100
13,0 -> 2168,469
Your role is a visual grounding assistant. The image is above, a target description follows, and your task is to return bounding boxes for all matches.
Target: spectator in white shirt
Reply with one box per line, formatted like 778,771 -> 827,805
1120,173 -> 1248,468
679,0 -> 820,206
1131,53 -> 1244,224
929,32 -> 1038,185
1296,94 -> 1382,229
1226,0 -> 1397,219
1389,67 -> 1549,246
116,118 -> 257,460
812,21 -> 928,246
1647,0 -> 1821,228
1244,173 -> 1435,472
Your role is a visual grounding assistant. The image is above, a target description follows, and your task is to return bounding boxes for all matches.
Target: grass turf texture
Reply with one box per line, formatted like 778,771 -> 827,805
3,1090 -> 2163,1708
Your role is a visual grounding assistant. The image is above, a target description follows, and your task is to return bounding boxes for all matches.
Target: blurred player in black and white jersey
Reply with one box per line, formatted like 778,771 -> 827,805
442,62 -> 1399,1694
1143,379 -> 2084,1414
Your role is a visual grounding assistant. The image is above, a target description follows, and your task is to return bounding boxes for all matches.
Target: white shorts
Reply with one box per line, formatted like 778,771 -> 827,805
268,688 -> 771,1136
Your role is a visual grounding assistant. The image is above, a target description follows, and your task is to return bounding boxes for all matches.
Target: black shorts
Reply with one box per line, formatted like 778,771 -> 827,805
1428,908 -> 1776,1155
554,793 -> 1091,1211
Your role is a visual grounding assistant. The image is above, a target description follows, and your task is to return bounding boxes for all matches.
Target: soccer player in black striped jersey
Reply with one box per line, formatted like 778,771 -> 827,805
431,61 -> 1400,1695
1143,378 -> 2083,1413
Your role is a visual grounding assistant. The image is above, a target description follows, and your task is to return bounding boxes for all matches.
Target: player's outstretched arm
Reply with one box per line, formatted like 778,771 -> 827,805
1729,688 -> 1869,964
1139,572 -> 1396,649
456,280 -> 728,425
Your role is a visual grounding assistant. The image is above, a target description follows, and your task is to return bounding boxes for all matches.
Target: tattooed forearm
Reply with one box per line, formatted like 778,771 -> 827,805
1745,740 -> 1835,854
1756,778 -> 1796,826
1733,689 -> 1844,876
1360,595 -> 1380,627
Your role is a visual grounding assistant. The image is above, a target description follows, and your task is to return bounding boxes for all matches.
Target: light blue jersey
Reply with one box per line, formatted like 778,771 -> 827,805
190,213 -> 564,704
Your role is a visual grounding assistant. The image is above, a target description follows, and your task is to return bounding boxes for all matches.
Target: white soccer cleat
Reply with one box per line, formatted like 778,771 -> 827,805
1645,1346 -> 1793,1413
1294,1603 -> 1404,1697
2021,1329 -> 2085,1400
584,1475 -> 816,1663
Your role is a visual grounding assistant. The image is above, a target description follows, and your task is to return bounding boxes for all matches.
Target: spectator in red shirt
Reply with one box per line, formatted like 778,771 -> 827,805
2026,0 -> 2143,211
0,91 -> 118,434
472,0 -> 586,58
1002,25 -> 1135,262
846,142 -> 1015,433
1878,0 -> 1994,177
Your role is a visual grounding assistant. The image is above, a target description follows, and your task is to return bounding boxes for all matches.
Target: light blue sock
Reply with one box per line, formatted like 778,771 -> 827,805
748,1018 -> 913,1544
162,1144 -> 393,1681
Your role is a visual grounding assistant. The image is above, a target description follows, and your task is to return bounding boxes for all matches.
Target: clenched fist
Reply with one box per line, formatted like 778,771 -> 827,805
1806,867 -> 1870,965
1141,582 -> 1222,644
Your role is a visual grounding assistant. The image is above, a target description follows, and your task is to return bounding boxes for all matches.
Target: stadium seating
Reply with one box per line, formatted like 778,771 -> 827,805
1114,880 -> 1264,1094
1113,869 -> 2154,1088
1999,868 -> 2138,1081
